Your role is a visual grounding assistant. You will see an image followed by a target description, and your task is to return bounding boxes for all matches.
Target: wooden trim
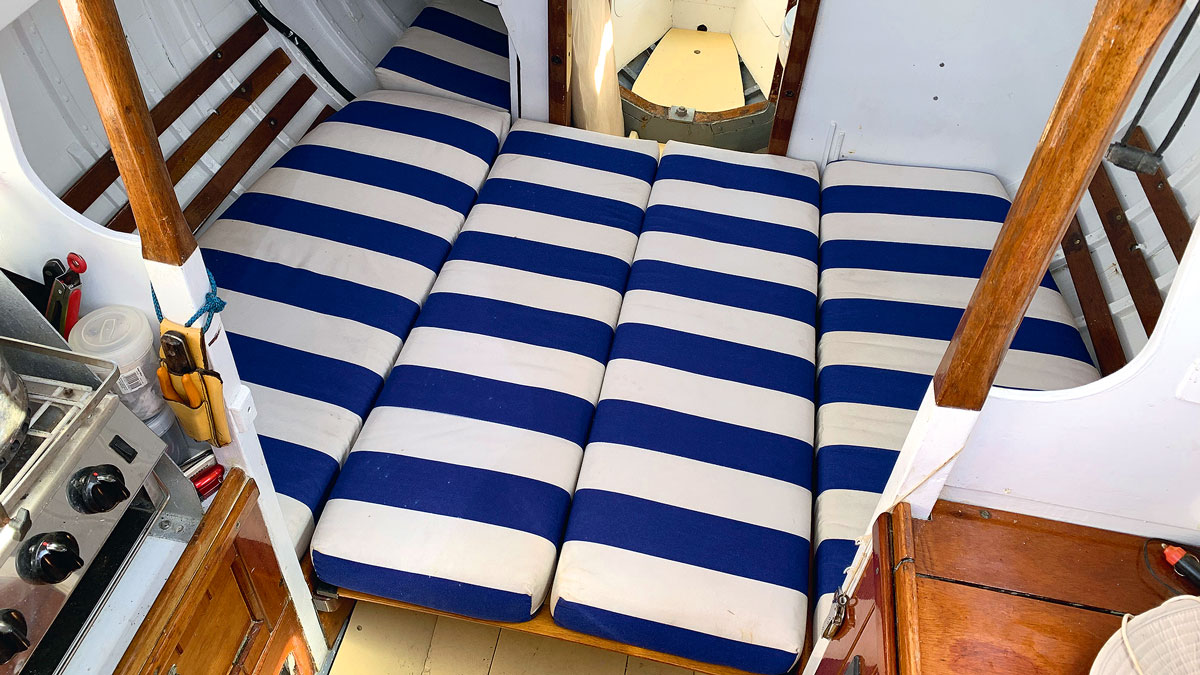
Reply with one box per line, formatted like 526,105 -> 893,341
1061,217 -> 1127,374
547,0 -> 570,125
338,589 -> 761,675
620,85 -> 669,117
891,502 -> 920,675
872,512 -> 899,675
60,15 -> 267,214
1129,126 -> 1193,262
1090,162 -> 1164,334
932,0 -> 1183,410
767,0 -> 819,155
182,76 -> 317,231
59,0 -> 198,266
105,48 -> 291,233
620,85 -> 770,124
307,105 -> 338,134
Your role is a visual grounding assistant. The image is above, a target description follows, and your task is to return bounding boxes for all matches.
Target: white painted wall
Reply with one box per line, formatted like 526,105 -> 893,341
729,0 -> 785,95
673,0 -> 736,33
612,0 -> 671,69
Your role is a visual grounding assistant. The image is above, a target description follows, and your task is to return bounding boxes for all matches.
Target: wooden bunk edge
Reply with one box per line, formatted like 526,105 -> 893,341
767,0 -> 820,155
1128,126 -> 1193,262
337,589 -> 770,675
1089,162 -> 1164,334
1061,217 -> 1127,374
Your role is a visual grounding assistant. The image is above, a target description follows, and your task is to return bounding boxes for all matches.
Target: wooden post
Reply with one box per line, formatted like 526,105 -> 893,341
767,0 -> 820,155
59,0 -> 198,266
933,0 -> 1183,411
547,0 -> 570,126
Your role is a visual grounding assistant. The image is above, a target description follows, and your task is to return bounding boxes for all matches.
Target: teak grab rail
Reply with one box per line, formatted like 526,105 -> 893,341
933,0 -> 1185,411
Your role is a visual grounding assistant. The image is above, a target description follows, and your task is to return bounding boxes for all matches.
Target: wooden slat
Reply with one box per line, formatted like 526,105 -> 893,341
1061,217 -> 1127,374
767,0 -> 820,155
891,502 -> 921,674
60,15 -> 267,213
1129,126 -> 1193,261
547,0 -> 570,125
307,104 -> 337,134
183,76 -> 317,230
1090,162 -> 1164,334
933,0 -> 1183,410
106,48 -> 291,233
59,0 -> 198,266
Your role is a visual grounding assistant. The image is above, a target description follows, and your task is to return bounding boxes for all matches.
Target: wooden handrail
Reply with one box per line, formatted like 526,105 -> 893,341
59,0 -> 198,266
933,0 -> 1183,411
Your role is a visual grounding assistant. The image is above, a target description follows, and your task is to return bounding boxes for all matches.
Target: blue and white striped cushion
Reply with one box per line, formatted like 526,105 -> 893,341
376,0 -> 510,111
813,160 -> 1100,627
550,142 -> 819,675
310,120 -> 660,621
199,90 -> 509,553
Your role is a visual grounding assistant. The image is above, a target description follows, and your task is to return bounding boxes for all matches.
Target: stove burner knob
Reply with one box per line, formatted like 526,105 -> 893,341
68,464 -> 130,514
17,532 -> 84,585
0,609 -> 29,665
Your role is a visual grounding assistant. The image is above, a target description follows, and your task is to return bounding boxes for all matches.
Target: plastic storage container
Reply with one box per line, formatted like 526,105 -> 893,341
68,305 -> 164,420
143,406 -> 193,465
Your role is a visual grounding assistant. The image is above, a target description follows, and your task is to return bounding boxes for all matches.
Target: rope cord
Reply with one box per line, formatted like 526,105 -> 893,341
1119,595 -> 1200,674
151,269 -> 226,333
1122,1 -> 1200,155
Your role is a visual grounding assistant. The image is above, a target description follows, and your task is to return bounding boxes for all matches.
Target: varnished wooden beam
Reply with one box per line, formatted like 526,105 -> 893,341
59,0 -> 198,266
1061,217 -> 1127,375
1128,126 -> 1193,262
547,0 -> 570,125
767,0 -> 819,155
1089,162 -> 1163,334
307,105 -> 337,134
933,0 -> 1183,410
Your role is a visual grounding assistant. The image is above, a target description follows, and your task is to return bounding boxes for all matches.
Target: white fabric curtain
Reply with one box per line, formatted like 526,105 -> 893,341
569,0 -> 624,135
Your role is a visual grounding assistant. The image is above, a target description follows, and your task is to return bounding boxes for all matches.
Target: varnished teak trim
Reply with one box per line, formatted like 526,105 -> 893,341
1129,126 -> 1193,262
767,0 -> 819,155
1060,217 -> 1127,375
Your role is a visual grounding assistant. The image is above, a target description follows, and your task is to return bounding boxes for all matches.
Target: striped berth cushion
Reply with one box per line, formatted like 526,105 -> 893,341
551,142 -> 820,675
376,0 -> 510,111
813,160 -> 1100,628
199,90 -> 509,554
310,120 -> 660,621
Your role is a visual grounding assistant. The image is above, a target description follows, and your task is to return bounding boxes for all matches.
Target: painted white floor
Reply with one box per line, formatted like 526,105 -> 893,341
329,602 -> 698,675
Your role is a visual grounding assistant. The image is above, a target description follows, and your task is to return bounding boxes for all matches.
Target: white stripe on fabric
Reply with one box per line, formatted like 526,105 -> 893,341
355,89 -> 509,137
510,118 -> 659,159
314,498 -> 557,609
577,443 -> 811,537
817,403 -> 914,453
824,160 -> 1009,198
465,204 -> 639,261
430,0 -> 508,33
635,231 -> 817,290
487,154 -> 651,206
248,384 -> 361,463
820,212 -> 1002,249
398,327 -> 606,401
553,542 -> 807,653
278,493 -> 316,557
220,290 -> 398,377
619,289 -> 815,357
373,71 -> 506,112
662,140 -> 819,177
649,179 -> 818,232
202,220 -> 437,303
397,27 -> 510,81
303,121 -> 490,187
813,489 -> 881,546
600,359 -> 814,442
352,407 -> 584,493
432,260 -> 624,326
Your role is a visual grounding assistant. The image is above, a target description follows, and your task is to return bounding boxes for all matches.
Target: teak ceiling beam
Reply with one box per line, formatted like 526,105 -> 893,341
933,0 -> 1184,411
59,0 -> 198,266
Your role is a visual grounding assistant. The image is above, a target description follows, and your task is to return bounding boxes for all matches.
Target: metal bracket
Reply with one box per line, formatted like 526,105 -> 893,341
145,454 -> 203,543
1106,142 -> 1163,175
821,589 -> 850,639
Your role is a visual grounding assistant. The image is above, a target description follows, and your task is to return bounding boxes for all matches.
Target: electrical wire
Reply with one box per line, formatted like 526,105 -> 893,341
246,0 -> 356,102
1123,1 -> 1200,146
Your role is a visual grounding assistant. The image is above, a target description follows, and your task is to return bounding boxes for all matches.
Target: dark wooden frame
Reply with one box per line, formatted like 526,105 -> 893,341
767,0 -> 820,155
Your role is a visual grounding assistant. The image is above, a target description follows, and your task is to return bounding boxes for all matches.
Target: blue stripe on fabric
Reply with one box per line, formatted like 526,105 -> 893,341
220,192 -> 452,271
227,333 -> 383,418
821,184 -> 1010,221
274,144 -> 478,217
553,600 -> 799,675
378,46 -> 510,110
657,154 -> 819,204
477,179 -> 646,235
204,249 -> 419,339
415,293 -> 614,362
818,365 -> 929,410
565,489 -> 809,590
447,231 -> 630,292
820,239 -> 1057,290
312,551 -> 534,622
500,130 -> 657,182
261,436 -> 341,517
819,298 -> 1094,364
627,260 -> 815,322
588,400 -> 812,486
816,445 -> 897,495
610,323 -> 814,398
378,365 -> 596,443
331,451 -> 571,543
643,204 -> 818,260
325,99 -> 500,164
814,538 -> 860,600
411,6 -> 508,57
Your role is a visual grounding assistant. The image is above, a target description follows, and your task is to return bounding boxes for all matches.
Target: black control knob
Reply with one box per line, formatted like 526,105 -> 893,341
17,532 -> 84,585
0,609 -> 29,665
67,464 -> 129,514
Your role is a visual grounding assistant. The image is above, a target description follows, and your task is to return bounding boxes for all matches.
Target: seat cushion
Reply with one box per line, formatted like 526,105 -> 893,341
200,90 -> 509,553
376,0 -> 510,111
310,120 -> 660,621
550,142 -> 820,675
813,160 -> 1100,627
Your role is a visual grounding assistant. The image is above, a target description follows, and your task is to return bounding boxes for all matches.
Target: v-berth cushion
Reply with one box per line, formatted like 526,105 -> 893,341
310,120 -> 660,622
550,142 -> 820,675
199,90 -> 509,553
376,0 -> 510,112
812,160 -> 1100,628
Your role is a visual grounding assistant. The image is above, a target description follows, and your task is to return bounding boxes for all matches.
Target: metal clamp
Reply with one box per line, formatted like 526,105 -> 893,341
821,589 -> 850,639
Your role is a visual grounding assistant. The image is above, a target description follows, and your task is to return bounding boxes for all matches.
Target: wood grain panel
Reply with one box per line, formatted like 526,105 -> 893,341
767,0 -> 819,155
1089,162 -> 1164,333
1128,126 -> 1193,262
892,502 -> 920,675
307,105 -> 338,134
933,0 -> 1184,410
547,0 -> 570,125
1061,217 -> 1127,374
